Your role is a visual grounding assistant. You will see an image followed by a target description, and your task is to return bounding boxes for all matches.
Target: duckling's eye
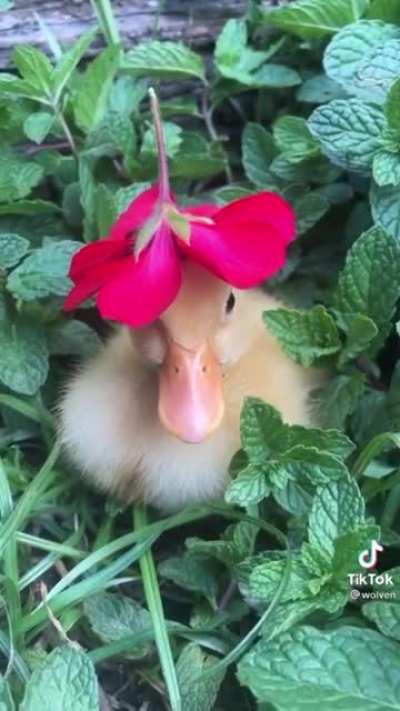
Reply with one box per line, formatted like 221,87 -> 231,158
225,292 -> 236,314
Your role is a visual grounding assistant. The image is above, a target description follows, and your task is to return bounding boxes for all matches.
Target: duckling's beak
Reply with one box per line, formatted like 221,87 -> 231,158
158,340 -> 225,443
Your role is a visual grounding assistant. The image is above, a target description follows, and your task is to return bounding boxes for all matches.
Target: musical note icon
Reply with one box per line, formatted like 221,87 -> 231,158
358,540 -> 384,569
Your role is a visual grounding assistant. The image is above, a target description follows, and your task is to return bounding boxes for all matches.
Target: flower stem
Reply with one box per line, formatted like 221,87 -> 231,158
133,504 -> 181,711
148,87 -> 170,202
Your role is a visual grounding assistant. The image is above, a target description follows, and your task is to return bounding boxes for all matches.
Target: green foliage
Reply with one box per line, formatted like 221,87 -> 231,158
1,3 -> 400,710
20,646 -> 99,710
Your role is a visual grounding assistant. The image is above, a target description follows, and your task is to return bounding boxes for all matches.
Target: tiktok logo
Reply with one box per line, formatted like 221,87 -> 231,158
358,540 -> 384,569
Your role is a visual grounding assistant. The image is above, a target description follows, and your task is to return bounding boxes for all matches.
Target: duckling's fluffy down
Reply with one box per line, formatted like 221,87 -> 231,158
59,290 -> 319,511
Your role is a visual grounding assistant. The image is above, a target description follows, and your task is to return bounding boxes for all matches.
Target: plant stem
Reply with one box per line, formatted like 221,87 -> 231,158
134,504 -> 181,711
148,87 -> 171,202
56,109 -> 78,157
90,0 -> 121,46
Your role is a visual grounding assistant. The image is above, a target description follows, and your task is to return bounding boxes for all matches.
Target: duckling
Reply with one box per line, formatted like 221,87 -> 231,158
59,262 -> 318,511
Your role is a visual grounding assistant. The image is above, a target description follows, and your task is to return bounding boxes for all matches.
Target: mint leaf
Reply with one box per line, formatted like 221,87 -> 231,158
308,476 -> 365,560
84,593 -> 152,657
123,41 -> 205,81
13,45 -> 53,98
371,181 -> 400,241
0,320 -> 48,395
363,602 -> 400,641
52,28 -> 97,102
0,233 -> 29,269
20,646 -> 99,711
333,226 -> 400,353
385,77 -> 400,131
296,73 -> 345,103
238,625 -> 400,710
308,99 -> 385,172
187,522 -> 258,568
240,398 -> 284,461
141,121 -> 182,159
274,116 -> 319,162
251,64 -> 301,88
373,149 -> 400,187
262,0 -> 367,39
7,240 -> 80,301
324,20 -> 400,100
73,46 -> 120,132
159,555 -> 219,606
23,112 -> 54,145
0,153 -> 43,203
215,20 -> 267,84
225,464 -> 271,506
248,557 -> 310,603
242,123 -> 276,188
332,524 -> 380,578
177,644 -> 225,711
337,313 -> 379,363
48,320 -> 100,358
294,191 -> 330,234
264,305 -> 341,367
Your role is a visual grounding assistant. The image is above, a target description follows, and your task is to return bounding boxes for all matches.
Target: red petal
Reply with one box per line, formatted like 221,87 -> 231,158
64,256 -> 131,311
109,184 -> 160,240
216,192 -> 296,245
183,221 -> 287,288
69,239 -> 130,282
185,203 -> 219,219
97,224 -> 181,328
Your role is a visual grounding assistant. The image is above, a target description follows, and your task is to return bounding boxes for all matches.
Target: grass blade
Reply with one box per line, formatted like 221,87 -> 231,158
134,504 -> 181,711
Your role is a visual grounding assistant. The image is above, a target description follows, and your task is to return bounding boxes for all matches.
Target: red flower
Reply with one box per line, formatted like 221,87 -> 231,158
64,184 -> 295,328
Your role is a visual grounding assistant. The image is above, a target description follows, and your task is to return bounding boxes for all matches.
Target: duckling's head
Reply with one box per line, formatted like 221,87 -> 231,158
130,261 -> 259,444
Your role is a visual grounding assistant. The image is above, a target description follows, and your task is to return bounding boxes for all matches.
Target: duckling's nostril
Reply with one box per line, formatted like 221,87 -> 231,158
202,365 -> 208,373
174,365 -> 180,374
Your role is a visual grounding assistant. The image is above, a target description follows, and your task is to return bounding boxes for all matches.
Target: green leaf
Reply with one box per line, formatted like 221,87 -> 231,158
351,38 -> 400,102
123,40 -> 205,81
52,28 -> 98,101
373,149 -> 400,187
0,233 -> 29,269
363,602 -> 400,641
324,20 -> 400,100
388,362 -> 400,429
264,305 -> 341,367
296,73 -> 345,103
337,313 -> 379,363
308,99 -> 386,173
0,200 -> 59,215
277,446 -> 349,486
308,476 -> 365,560
225,464 -> 271,506
367,0 -> 400,22
371,181 -> 400,241
159,555 -> 219,606
318,374 -> 366,429
141,121 -> 182,159
177,643 -> 225,711
20,645 -> 99,711
215,20 -> 267,81
48,320 -> 101,358
0,677 -> 14,711
385,77 -> 400,131
240,397 -> 284,461
23,112 -> 54,145
263,0 -> 367,39
7,240 -> 80,301
241,123 -> 275,188
333,226 -> 400,352
248,557 -> 310,603
238,625 -> 400,709
13,45 -> 53,97
274,116 -> 319,162
294,191 -> 330,234
0,153 -> 44,203
0,320 -> 48,395
332,524 -> 380,578
251,64 -> 301,88
73,46 -> 120,132
84,593 -> 152,657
